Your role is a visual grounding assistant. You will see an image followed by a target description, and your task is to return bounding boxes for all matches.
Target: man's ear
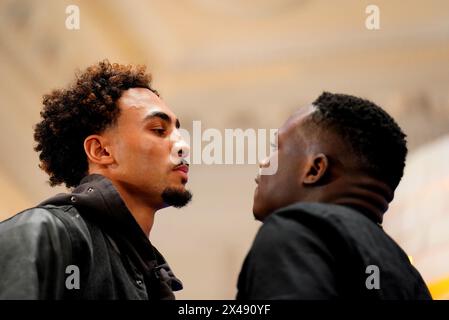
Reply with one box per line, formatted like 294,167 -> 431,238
84,135 -> 114,166
303,153 -> 329,185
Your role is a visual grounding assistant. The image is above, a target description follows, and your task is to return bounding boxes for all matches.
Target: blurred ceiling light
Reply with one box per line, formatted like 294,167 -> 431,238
190,0 -> 305,19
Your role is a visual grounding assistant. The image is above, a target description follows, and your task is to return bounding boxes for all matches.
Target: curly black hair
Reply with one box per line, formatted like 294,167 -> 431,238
34,60 -> 158,188
310,92 -> 407,190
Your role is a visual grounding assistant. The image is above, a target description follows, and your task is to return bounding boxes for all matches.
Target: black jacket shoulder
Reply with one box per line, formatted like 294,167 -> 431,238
0,205 -> 91,299
237,202 -> 432,300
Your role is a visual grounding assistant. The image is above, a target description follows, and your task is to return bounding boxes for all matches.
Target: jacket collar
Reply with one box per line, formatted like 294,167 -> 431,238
40,174 -> 182,292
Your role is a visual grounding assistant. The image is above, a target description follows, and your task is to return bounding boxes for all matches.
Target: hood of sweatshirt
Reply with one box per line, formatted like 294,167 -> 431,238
39,174 -> 183,293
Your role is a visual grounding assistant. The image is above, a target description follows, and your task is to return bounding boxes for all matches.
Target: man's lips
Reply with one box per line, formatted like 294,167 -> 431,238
173,164 -> 189,183
174,164 -> 189,174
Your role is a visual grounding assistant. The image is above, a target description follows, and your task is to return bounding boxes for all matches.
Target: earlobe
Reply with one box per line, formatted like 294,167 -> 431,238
303,153 -> 329,185
84,135 -> 114,166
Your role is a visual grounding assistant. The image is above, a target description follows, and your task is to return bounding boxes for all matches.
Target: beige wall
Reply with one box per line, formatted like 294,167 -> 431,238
384,135 -> 449,299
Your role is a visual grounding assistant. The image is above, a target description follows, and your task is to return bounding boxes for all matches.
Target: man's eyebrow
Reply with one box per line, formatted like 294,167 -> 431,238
143,111 -> 180,128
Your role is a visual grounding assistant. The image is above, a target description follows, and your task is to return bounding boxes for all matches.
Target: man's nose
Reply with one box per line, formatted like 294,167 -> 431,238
259,157 -> 270,168
170,130 -> 190,159
173,140 -> 190,159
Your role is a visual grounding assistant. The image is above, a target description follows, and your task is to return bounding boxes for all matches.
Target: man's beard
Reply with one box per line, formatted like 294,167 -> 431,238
161,187 -> 192,208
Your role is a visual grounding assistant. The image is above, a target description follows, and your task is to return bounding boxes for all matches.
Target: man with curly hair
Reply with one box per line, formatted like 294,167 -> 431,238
0,60 -> 191,299
237,92 -> 432,299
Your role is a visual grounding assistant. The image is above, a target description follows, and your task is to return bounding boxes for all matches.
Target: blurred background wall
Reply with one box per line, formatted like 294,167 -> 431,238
0,0 -> 449,299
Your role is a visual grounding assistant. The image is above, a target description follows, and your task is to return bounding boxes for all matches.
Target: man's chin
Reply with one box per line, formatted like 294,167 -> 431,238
252,203 -> 267,222
161,187 -> 192,208
253,191 -> 267,221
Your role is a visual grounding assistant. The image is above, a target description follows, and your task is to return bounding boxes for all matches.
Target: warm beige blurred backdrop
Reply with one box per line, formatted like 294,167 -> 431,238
1,0 -> 449,299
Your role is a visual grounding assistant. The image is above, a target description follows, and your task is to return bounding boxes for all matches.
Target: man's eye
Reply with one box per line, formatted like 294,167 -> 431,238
152,128 -> 166,135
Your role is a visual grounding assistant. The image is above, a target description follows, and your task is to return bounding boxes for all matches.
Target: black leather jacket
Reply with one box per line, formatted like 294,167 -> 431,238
0,174 -> 182,299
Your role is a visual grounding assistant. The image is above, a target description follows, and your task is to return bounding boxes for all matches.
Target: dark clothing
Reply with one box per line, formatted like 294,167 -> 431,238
237,202 -> 432,300
0,174 -> 182,299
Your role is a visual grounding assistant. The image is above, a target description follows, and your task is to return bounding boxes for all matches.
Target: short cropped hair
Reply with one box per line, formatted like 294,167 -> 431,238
310,92 -> 407,189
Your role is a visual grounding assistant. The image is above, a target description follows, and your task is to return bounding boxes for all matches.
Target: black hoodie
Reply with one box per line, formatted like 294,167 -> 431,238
236,202 -> 432,300
0,174 -> 182,299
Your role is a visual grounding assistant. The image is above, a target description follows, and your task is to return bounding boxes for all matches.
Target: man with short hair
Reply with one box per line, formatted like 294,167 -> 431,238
0,60 -> 191,299
237,92 -> 432,299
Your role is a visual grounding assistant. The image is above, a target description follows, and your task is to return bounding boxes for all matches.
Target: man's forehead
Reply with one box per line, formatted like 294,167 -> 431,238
290,104 -> 316,122
118,88 -> 175,118
281,104 -> 316,135
119,88 -> 161,109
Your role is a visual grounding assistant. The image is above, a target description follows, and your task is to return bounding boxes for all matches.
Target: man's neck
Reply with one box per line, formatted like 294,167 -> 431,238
309,174 -> 393,224
109,181 -> 156,237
